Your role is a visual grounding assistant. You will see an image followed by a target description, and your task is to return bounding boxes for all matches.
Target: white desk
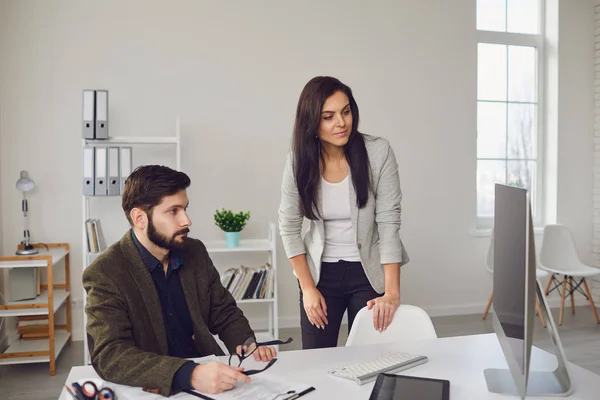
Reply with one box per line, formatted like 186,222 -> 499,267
59,334 -> 600,399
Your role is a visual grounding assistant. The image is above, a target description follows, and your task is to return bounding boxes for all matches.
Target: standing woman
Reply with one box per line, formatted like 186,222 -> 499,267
278,76 -> 410,349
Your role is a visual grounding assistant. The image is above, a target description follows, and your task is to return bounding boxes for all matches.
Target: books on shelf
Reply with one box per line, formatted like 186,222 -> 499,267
220,264 -> 274,301
16,316 -> 49,340
85,219 -> 106,254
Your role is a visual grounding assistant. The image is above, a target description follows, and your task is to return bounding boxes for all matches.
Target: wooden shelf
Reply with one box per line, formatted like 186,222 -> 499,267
204,239 -> 274,253
0,290 -> 70,317
0,242 -> 71,375
0,331 -> 71,366
0,247 -> 69,269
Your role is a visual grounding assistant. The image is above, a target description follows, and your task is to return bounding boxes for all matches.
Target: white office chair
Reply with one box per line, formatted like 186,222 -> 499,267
482,230 -> 548,327
539,224 -> 600,326
345,304 -> 437,347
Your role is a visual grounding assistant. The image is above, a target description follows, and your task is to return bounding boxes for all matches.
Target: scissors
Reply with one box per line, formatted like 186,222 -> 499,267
69,381 -> 116,400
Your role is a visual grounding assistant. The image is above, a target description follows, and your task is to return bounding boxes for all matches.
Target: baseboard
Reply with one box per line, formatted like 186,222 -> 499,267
251,297 -> 594,331
65,297 -> 598,345
400,297 -> 591,319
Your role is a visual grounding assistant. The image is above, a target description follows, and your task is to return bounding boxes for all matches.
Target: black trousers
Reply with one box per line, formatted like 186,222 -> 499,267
299,260 -> 380,349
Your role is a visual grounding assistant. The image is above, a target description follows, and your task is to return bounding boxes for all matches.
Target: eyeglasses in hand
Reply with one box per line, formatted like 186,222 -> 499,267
228,337 -> 293,375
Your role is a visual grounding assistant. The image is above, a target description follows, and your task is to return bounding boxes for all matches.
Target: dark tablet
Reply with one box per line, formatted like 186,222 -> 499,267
369,373 -> 450,400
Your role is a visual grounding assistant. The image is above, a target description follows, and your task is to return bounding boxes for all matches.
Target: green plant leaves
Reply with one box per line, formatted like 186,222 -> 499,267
214,208 -> 251,232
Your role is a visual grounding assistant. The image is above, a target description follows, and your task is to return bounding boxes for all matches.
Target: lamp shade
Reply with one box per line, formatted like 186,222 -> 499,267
16,170 -> 35,192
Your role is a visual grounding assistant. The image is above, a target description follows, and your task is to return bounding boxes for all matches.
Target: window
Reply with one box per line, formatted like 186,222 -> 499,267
476,0 -> 544,228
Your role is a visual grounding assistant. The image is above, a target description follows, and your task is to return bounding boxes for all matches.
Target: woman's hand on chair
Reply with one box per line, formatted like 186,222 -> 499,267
367,293 -> 400,332
303,287 -> 328,329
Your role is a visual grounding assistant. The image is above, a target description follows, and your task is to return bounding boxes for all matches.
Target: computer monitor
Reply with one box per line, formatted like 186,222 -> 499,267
484,184 -> 572,399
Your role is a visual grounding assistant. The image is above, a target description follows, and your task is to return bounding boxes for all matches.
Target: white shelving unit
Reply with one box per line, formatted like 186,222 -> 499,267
0,244 -> 72,375
80,117 -> 279,362
206,222 -> 279,348
82,118 -> 181,365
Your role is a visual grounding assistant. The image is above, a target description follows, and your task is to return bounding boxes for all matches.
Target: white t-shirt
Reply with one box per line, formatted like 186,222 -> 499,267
321,175 -> 361,263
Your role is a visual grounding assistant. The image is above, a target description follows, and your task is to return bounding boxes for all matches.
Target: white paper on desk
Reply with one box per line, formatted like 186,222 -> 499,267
190,375 -> 313,400
119,355 -> 220,400
187,354 -> 220,364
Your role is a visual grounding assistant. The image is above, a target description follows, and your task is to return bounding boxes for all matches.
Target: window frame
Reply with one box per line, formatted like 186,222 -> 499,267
476,1 -> 546,230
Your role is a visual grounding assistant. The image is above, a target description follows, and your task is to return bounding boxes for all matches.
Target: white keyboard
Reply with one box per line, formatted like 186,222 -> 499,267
327,351 -> 428,385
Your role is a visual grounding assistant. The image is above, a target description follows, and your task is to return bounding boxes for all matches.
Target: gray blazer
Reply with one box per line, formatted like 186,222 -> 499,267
278,134 -> 409,294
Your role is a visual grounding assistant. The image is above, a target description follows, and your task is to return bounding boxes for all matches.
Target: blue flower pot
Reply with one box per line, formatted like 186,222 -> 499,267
225,231 -> 240,248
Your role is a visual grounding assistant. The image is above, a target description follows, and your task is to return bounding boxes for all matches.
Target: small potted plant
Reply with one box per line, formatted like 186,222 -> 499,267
214,209 -> 251,248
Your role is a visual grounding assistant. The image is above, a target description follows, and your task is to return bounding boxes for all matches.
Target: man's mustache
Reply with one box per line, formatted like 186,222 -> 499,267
174,228 -> 190,236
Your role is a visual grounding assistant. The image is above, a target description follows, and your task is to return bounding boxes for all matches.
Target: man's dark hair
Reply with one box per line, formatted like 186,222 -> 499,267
122,165 -> 191,225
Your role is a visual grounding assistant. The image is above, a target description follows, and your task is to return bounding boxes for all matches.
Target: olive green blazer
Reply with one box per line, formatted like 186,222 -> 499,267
83,231 -> 254,396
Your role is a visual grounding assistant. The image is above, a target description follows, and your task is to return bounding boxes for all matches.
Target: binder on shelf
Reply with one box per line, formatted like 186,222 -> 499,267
95,90 -> 109,139
94,147 -> 107,195
83,147 -> 95,196
120,147 -> 132,192
82,90 -> 96,139
108,147 -> 120,196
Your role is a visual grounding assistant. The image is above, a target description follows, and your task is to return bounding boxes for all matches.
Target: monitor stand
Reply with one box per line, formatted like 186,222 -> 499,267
484,281 -> 573,398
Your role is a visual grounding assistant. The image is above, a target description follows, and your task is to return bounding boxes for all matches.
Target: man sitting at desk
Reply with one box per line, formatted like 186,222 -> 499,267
83,165 -> 276,396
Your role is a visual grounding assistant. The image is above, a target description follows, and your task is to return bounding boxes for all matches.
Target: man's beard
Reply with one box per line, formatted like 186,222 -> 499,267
147,218 -> 189,251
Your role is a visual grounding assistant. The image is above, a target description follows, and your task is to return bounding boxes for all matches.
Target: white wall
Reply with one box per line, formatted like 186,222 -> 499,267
556,0 -> 595,264
0,0 -> 7,351
591,2 -> 600,299
0,0 -> 595,341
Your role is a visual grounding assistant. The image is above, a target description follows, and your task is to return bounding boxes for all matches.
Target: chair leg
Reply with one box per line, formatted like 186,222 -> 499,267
483,291 -> 493,320
568,277 -> 576,315
581,278 -> 600,324
536,297 -> 546,328
545,273 -> 555,295
559,276 -> 568,326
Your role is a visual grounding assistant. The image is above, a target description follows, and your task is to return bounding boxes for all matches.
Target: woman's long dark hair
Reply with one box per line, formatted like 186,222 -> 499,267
293,76 -> 371,220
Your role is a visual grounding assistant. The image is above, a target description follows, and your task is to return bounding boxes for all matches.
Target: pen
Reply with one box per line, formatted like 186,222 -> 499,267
183,389 -> 216,400
287,386 -> 315,400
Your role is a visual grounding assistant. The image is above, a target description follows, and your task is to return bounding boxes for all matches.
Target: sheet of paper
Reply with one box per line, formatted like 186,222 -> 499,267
187,355 -> 220,364
189,374 -> 312,400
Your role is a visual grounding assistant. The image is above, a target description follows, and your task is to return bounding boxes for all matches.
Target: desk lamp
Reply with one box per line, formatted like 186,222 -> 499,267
15,170 -> 38,255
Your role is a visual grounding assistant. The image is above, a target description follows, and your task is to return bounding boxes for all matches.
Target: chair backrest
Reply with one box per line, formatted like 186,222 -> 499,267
540,224 -> 584,272
345,304 -> 437,347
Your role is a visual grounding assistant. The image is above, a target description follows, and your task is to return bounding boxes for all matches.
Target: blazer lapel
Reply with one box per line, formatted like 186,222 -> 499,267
120,232 -> 169,355
179,251 -> 220,355
178,259 -> 207,329
316,178 -> 325,242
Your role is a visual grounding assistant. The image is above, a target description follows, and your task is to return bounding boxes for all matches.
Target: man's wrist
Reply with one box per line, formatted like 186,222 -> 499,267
172,361 -> 198,392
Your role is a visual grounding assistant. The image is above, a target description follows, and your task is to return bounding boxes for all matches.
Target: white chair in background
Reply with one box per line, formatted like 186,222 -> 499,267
539,224 -> 600,326
482,230 -> 548,327
345,304 -> 437,347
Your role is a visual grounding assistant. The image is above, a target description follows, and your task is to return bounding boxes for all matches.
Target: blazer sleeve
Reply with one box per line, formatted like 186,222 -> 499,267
374,140 -> 410,266
278,152 -> 306,258
83,267 -> 189,397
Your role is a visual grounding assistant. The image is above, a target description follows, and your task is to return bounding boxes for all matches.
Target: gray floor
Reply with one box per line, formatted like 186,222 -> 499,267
2,306 -> 599,399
